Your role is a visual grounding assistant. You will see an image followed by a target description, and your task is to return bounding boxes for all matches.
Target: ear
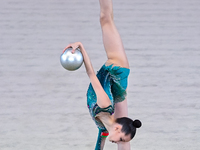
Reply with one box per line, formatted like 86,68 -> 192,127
115,124 -> 122,133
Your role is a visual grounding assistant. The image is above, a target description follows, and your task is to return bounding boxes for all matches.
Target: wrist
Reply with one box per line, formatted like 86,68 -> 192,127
76,42 -> 82,46
77,42 -> 84,51
79,42 -> 83,48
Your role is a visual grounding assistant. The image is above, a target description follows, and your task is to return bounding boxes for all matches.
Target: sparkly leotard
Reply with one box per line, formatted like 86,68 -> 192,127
87,64 -> 130,150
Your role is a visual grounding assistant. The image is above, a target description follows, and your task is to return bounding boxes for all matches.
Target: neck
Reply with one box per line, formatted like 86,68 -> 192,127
98,112 -> 115,132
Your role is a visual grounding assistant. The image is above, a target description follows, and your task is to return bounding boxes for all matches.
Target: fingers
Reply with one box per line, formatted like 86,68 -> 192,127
62,45 -> 71,53
62,44 -> 75,53
63,42 -> 81,54
71,44 -> 79,53
71,48 -> 76,54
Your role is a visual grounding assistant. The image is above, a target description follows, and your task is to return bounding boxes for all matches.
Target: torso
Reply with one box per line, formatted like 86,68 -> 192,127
87,64 -> 130,131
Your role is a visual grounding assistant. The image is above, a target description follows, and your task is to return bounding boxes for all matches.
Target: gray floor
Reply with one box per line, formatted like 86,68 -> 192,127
0,0 -> 200,149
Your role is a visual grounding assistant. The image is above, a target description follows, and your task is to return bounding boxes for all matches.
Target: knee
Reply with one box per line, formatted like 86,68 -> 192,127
100,12 -> 113,26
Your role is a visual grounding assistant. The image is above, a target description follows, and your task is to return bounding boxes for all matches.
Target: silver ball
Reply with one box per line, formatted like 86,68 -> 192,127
60,48 -> 83,71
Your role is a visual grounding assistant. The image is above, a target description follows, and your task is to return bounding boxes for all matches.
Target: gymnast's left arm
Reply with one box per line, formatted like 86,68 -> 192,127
64,42 -> 111,109
64,42 -> 111,108
64,42 -> 95,76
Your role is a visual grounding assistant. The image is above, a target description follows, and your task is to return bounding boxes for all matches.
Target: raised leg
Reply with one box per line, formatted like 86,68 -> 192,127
99,0 -> 129,68
99,0 -> 130,149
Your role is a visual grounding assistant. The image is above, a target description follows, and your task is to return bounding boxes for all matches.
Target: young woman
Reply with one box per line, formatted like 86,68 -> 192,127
64,0 -> 141,149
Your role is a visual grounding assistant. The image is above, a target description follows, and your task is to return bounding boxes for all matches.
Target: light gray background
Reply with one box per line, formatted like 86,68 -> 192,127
0,0 -> 200,149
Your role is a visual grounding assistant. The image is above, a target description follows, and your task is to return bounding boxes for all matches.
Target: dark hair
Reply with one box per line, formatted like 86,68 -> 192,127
116,117 -> 142,139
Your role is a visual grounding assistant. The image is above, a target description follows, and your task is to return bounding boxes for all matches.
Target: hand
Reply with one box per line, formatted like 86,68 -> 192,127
63,42 -> 82,54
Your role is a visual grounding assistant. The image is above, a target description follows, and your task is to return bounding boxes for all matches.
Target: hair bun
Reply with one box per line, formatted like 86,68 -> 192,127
133,119 -> 142,128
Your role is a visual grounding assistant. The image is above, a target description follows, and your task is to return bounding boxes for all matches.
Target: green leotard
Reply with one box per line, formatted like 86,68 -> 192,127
87,64 -> 130,150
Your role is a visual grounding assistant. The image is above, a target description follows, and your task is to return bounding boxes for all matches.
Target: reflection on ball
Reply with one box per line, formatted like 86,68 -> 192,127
60,48 -> 83,71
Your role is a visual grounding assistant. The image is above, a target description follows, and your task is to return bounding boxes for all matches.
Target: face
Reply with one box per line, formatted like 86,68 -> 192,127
108,124 -> 131,144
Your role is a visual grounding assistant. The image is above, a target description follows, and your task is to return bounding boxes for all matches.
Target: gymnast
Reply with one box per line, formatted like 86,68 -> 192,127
64,0 -> 141,149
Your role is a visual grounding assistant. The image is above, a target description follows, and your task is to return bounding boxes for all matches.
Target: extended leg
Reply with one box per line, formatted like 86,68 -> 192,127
99,0 -> 130,149
99,0 -> 129,68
